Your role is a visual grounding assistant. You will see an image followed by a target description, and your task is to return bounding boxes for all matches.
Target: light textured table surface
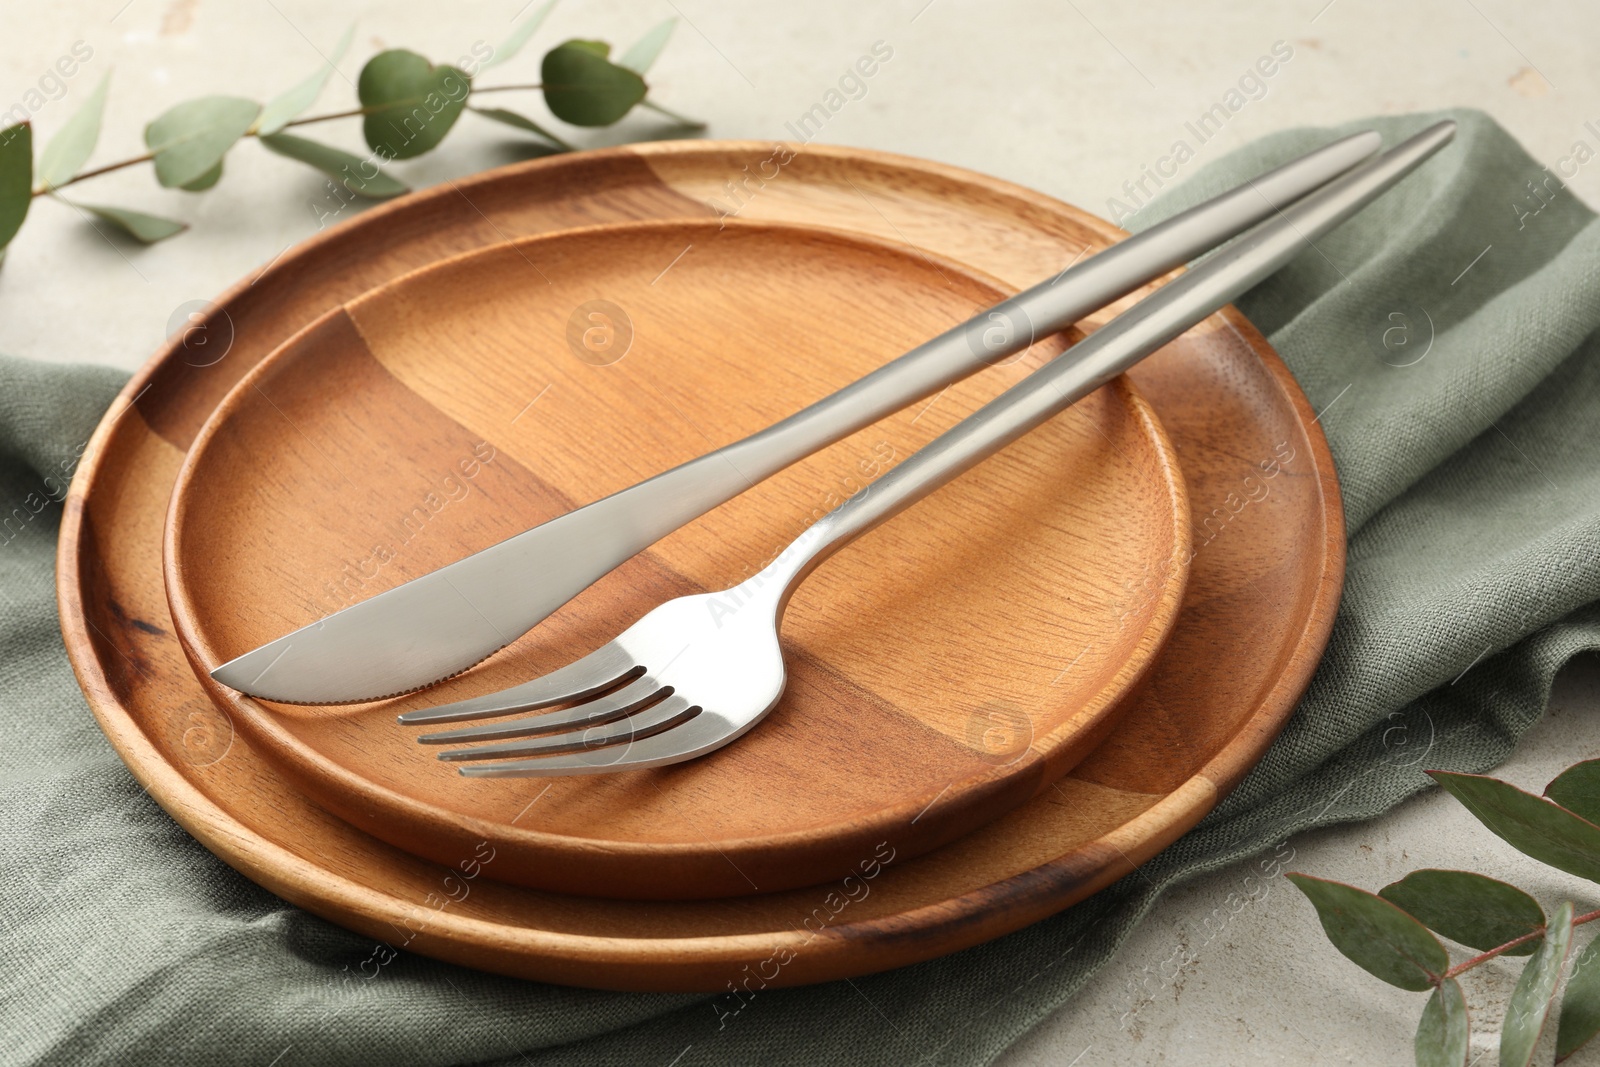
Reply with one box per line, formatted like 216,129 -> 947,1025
6,2 -> 1599,1063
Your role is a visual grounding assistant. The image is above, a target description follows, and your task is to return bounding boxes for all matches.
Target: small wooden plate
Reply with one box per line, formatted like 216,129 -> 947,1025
163,217 -> 1190,900
59,141 -> 1341,990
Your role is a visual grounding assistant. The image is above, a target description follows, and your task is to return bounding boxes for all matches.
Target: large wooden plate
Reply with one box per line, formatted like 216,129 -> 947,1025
164,218 -> 1189,900
59,141 -> 1342,989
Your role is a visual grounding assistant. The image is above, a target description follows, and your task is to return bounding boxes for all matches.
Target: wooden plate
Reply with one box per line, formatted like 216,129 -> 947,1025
59,141 -> 1342,989
164,218 -> 1190,901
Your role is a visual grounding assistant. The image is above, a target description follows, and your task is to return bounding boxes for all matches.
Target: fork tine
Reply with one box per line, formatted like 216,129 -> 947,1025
395,640 -> 639,726
437,694 -> 698,762
415,675 -> 667,744
455,711 -> 739,778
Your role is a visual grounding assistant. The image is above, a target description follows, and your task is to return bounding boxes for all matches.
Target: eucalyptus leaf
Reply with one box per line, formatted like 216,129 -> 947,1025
1379,869 -> 1545,956
1502,900 -> 1573,1067
37,71 -> 110,189
1415,978 -> 1469,1067
60,197 -> 187,243
1558,932 -> 1600,1062
541,40 -> 647,126
1546,759 -> 1600,825
1431,771 -> 1600,884
179,161 -> 222,192
358,50 -> 470,160
639,99 -> 705,129
481,0 -> 558,71
1287,873 -> 1450,991
619,18 -> 676,74
259,132 -> 408,198
471,106 -> 572,149
144,96 -> 261,188
257,24 -> 355,136
0,123 -> 33,250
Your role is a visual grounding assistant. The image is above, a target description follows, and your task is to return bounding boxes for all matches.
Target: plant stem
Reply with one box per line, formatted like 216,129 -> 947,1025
280,105 -> 376,127
40,152 -> 155,193
1442,906 -> 1600,980
468,83 -> 544,94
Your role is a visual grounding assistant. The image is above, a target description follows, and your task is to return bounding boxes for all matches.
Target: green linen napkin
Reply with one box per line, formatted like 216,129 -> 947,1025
5,108 -> 1600,1066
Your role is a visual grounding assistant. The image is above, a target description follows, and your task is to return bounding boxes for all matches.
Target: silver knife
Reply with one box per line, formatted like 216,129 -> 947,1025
212,130 -> 1382,704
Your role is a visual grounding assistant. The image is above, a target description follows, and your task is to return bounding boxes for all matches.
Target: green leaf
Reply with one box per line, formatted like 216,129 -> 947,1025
257,24 -> 354,136
1559,931 -> 1600,1061
1431,771 -> 1600,884
179,161 -> 222,192
144,96 -> 260,188
481,0 -> 558,71
1503,900 -> 1574,1067
541,40 -> 647,126
470,106 -> 572,150
1379,869 -> 1545,956
1415,978 -> 1469,1067
358,50 -> 470,160
59,197 -> 186,243
619,18 -> 677,74
639,99 -> 705,129
0,123 -> 32,250
1286,873 -> 1450,991
37,71 -> 110,189
1546,759 -> 1600,824
259,132 -> 408,198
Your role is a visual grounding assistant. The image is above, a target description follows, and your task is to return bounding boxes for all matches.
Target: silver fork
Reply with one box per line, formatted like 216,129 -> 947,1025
400,123 -> 1457,776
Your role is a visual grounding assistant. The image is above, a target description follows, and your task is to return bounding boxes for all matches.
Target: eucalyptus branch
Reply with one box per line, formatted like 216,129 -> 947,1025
0,11 -> 700,254
1289,761 -> 1600,1066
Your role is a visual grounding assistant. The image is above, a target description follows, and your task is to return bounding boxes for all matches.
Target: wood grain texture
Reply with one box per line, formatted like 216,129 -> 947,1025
58,141 -> 1343,990
163,219 -> 1190,900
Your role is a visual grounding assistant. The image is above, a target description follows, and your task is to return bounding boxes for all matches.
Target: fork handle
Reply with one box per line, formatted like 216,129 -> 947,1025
753,122 -> 1456,607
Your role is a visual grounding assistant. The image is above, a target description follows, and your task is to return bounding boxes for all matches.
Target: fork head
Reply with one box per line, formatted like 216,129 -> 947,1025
396,585 -> 787,776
